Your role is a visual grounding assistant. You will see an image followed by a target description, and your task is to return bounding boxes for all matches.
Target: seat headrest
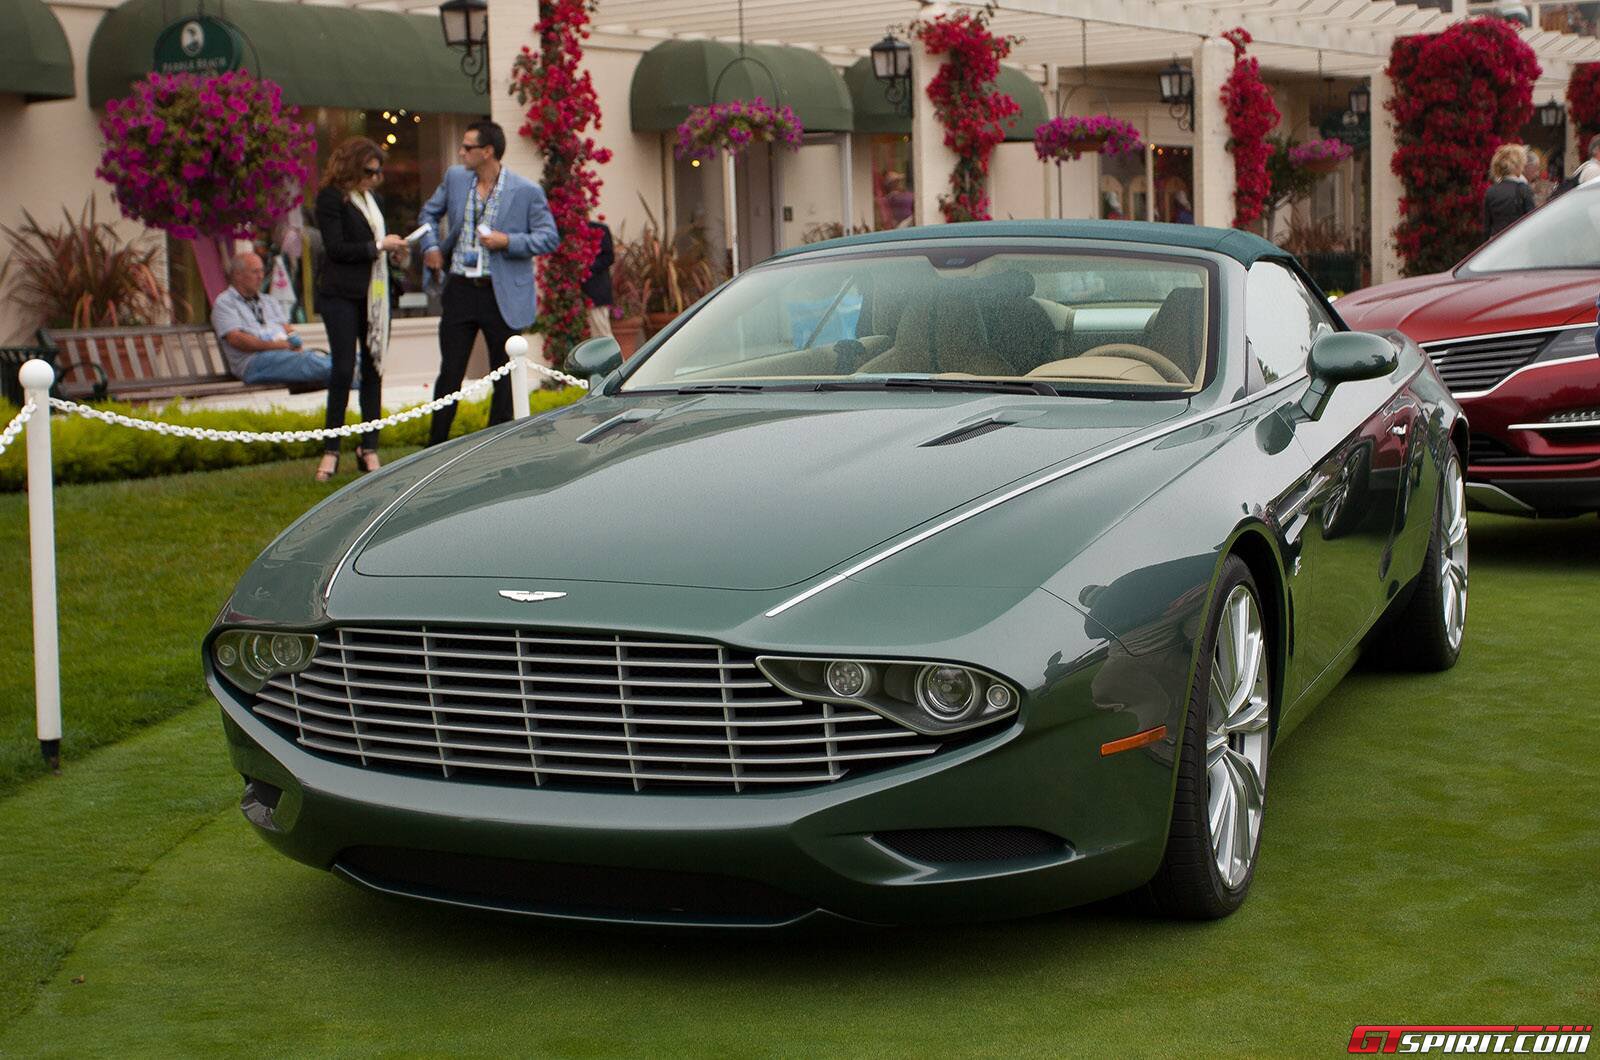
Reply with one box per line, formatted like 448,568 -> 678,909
1144,287 -> 1206,379
976,270 -> 1035,300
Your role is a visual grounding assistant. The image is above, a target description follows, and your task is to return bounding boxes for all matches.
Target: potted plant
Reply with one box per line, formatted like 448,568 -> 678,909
1288,137 -> 1354,175
608,234 -> 647,360
675,98 -> 804,162
620,204 -> 720,338
1033,115 -> 1143,163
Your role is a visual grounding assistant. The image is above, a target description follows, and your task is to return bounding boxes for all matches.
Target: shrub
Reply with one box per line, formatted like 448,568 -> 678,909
0,388 -> 584,491
0,201 -> 170,330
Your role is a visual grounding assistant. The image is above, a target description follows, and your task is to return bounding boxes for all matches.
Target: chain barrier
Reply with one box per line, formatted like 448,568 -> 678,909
0,400 -> 37,461
41,356 -> 588,446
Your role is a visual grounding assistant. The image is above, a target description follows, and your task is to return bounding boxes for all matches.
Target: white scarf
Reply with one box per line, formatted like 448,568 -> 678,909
350,189 -> 389,373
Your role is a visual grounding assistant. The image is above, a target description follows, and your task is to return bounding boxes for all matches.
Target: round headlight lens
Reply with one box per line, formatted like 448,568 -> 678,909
241,633 -> 275,679
270,633 -> 307,669
215,642 -> 238,668
985,683 -> 1014,711
916,665 -> 979,722
825,660 -> 870,698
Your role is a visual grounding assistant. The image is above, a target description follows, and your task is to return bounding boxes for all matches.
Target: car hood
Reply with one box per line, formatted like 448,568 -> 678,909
1335,269 -> 1600,343
352,393 -> 1184,591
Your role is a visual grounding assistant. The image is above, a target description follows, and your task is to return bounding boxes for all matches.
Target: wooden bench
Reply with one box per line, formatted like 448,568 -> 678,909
39,324 -> 322,404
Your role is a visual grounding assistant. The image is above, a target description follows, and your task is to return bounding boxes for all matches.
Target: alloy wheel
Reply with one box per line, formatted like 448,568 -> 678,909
1206,585 -> 1270,890
1440,457 -> 1469,652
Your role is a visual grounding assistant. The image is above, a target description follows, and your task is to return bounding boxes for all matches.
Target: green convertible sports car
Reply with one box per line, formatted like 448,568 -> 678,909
207,221 -> 1468,926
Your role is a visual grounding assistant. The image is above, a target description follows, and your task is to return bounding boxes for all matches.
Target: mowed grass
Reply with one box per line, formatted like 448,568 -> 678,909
0,452 -> 416,794
0,462 -> 1596,1056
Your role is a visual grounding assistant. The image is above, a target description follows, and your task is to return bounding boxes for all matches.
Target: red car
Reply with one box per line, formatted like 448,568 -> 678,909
1336,182 -> 1600,516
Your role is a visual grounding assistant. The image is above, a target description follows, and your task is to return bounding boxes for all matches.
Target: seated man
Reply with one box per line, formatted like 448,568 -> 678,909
212,252 -> 331,387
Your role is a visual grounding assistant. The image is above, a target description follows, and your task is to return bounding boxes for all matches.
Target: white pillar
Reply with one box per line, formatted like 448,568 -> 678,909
910,3 -> 960,226
1043,63 -> 1060,219
723,150 -> 740,274
1369,72 -> 1403,284
840,133 -> 854,232
21,359 -> 61,773
489,5 -> 542,181
1191,37 -> 1235,229
505,335 -> 533,416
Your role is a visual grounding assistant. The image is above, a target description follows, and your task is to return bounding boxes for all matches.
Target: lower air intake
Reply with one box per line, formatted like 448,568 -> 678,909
874,826 -> 1069,865
336,846 -> 814,924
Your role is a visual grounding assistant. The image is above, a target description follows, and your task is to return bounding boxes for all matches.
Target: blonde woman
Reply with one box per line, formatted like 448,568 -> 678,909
1482,142 -> 1535,241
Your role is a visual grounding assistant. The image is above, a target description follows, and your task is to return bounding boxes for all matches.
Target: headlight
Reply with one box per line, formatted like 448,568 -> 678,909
212,630 -> 318,693
1534,325 -> 1598,364
757,656 -> 1020,735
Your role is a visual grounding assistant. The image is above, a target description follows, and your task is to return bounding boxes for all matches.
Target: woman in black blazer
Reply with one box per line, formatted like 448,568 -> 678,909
1483,142 -> 1536,242
313,136 -> 407,480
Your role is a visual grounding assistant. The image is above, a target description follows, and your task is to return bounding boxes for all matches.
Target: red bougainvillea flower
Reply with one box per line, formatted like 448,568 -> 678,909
512,0 -> 612,361
912,8 -> 1021,223
1566,62 -> 1600,159
1387,17 -> 1538,276
1034,115 -> 1143,162
675,98 -> 804,161
1219,27 -> 1280,230
96,71 -> 313,240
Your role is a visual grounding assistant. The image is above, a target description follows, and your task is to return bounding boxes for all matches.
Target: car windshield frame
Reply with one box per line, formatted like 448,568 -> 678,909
1456,182 -> 1600,277
617,242 -> 1223,400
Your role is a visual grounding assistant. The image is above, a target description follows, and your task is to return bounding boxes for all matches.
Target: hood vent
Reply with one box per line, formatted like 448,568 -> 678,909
920,419 -> 1010,447
576,410 -> 656,444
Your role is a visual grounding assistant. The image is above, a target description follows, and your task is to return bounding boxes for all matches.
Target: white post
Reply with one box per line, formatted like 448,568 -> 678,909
504,335 -> 532,419
840,132 -> 854,234
723,149 -> 741,275
20,359 -> 61,773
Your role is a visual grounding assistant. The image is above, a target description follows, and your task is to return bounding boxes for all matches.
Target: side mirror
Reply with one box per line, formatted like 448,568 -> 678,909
1300,331 -> 1398,420
567,336 -> 623,390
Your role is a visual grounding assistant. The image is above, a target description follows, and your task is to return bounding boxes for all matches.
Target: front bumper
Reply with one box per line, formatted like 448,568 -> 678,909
214,669 -> 1177,928
1460,354 -> 1600,515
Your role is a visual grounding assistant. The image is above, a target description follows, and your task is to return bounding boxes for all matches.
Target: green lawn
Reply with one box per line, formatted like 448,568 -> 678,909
1,465 -> 1596,1056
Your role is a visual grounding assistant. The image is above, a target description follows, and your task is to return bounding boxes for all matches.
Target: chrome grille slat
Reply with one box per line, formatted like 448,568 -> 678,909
1423,331 -> 1551,395
251,626 -> 958,792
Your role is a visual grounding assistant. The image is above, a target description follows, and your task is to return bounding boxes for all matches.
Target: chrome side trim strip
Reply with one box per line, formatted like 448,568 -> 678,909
323,432 -> 511,603
764,374 -> 1309,619
1451,353 -> 1599,401
1418,321 -> 1593,350
1508,417 -> 1600,431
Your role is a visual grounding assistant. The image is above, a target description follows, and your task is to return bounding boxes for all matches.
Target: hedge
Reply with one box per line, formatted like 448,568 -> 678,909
0,387 -> 584,491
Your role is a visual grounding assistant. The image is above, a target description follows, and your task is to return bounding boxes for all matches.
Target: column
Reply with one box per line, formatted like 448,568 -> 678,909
1191,37 -> 1234,228
490,0 -> 543,181
910,2 -> 959,226
1368,71 -> 1402,285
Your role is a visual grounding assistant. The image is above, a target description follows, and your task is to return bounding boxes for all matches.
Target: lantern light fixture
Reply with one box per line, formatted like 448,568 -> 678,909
869,30 -> 913,117
1158,59 -> 1194,132
438,0 -> 489,95
1349,83 -> 1371,116
1538,99 -> 1566,128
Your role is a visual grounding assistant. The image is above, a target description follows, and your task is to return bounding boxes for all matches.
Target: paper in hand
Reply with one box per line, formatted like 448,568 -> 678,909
405,225 -> 431,243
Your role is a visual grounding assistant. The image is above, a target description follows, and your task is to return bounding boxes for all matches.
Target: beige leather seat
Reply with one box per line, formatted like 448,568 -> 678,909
860,288 -> 1014,376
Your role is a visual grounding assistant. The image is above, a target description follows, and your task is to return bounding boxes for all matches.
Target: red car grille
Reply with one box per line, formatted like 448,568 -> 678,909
1422,331 -> 1550,396
250,626 -> 955,793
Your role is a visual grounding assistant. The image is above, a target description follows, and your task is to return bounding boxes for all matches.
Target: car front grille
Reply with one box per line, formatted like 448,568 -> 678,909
251,626 -> 950,792
1468,432 -> 1581,467
1423,330 -> 1551,395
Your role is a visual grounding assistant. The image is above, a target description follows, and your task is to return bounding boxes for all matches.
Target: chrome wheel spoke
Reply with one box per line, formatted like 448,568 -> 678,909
1204,584 -> 1271,891
1226,694 -> 1270,736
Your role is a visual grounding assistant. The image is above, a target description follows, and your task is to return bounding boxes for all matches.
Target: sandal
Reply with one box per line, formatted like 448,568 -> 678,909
314,452 -> 339,482
355,446 -> 381,474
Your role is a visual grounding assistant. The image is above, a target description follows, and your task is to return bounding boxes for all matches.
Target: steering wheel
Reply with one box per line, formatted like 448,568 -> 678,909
1076,343 -> 1190,384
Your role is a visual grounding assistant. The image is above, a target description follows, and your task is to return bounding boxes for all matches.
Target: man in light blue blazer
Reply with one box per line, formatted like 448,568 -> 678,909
418,120 -> 560,444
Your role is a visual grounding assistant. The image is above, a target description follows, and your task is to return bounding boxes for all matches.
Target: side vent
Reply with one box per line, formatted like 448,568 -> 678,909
577,411 -> 655,444
920,419 -> 1009,447
874,827 -> 1069,865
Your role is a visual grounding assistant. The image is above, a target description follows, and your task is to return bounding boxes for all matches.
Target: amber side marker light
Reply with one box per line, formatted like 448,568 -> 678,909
1100,725 -> 1168,756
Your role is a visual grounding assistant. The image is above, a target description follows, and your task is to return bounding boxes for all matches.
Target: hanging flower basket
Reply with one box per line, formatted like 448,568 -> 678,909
1289,137 -> 1354,175
1034,115 -> 1143,163
675,98 -> 804,162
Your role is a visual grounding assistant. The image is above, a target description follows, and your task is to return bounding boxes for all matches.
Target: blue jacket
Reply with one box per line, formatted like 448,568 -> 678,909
417,165 -> 560,331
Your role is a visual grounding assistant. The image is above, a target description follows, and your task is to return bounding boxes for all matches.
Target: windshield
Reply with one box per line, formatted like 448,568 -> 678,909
621,247 -> 1213,395
1460,183 -> 1600,273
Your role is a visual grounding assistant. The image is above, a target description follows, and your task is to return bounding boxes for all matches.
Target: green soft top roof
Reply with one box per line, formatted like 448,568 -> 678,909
771,219 -> 1286,266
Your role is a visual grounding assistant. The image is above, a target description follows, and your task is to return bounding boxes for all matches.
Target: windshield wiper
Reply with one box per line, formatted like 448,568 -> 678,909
816,377 -> 1058,396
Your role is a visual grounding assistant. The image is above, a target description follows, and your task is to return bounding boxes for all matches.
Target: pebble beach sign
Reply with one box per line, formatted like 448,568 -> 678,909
153,15 -> 243,76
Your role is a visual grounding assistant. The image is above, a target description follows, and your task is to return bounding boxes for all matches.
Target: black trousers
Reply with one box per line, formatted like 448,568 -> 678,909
319,295 -> 382,454
430,277 -> 516,446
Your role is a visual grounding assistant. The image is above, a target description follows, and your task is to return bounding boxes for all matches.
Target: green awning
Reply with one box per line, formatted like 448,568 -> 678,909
88,0 -> 484,114
1,0 -> 75,102
630,40 -> 853,134
845,59 -> 1048,142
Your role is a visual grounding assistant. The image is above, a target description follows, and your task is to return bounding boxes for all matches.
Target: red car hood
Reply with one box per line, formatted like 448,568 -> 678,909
1335,270 -> 1599,343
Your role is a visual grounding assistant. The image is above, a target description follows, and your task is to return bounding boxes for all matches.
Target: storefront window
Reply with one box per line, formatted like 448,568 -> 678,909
1099,148 -> 1145,220
1153,145 -> 1194,224
169,106 -> 474,325
870,134 -> 914,230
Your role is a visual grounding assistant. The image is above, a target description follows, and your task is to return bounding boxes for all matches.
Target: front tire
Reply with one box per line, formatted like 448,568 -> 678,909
1143,556 -> 1272,919
1386,446 -> 1468,671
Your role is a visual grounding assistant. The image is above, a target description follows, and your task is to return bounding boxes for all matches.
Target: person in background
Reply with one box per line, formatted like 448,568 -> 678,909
313,135 -> 408,482
418,120 -> 560,446
212,252 -> 331,386
1522,146 -> 1552,206
1171,189 -> 1194,225
1576,136 -> 1600,186
1482,143 -> 1534,241
582,219 -> 615,339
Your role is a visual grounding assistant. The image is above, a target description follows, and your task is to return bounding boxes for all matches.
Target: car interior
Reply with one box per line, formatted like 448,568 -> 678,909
624,254 -> 1212,392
